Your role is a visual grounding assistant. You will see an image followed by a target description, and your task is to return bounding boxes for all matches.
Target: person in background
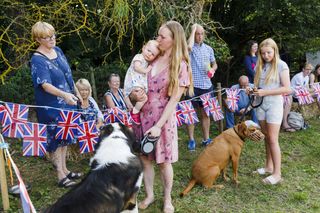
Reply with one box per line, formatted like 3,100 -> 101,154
309,64 -> 320,85
244,40 -> 258,83
186,23 -> 218,151
123,40 -> 160,124
103,73 -> 127,111
282,63 -> 313,132
131,21 -> 193,213
75,78 -> 103,129
252,38 -> 291,185
30,21 -> 82,188
225,75 -> 258,128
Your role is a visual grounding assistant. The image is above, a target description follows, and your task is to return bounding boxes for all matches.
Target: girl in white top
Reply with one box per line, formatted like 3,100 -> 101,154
253,38 -> 291,185
123,40 -> 160,124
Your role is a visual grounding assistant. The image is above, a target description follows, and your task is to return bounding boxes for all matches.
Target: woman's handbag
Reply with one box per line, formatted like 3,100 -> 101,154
140,134 -> 160,155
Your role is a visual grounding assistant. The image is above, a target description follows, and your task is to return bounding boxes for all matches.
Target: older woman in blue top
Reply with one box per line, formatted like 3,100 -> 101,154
30,21 -> 82,188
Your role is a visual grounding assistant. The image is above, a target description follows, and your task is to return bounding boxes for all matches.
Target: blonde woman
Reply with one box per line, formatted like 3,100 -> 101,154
253,38 -> 291,185
30,21 -> 82,188
75,78 -> 103,129
131,21 -> 193,213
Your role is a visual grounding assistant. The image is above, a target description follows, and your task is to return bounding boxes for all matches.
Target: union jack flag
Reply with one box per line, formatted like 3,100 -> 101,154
104,107 -> 126,125
175,104 -> 185,126
200,93 -> 211,116
178,100 -> 199,125
208,97 -> 224,121
55,110 -> 81,140
312,83 -> 320,102
78,121 -> 99,154
282,94 -> 291,107
2,103 -> 29,138
294,86 -> 314,105
0,104 -> 12,127
23,122 -> 47,157
225,88 -> 240,111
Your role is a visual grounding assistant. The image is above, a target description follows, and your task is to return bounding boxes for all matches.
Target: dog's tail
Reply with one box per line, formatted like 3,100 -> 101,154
180,179 -> 197,197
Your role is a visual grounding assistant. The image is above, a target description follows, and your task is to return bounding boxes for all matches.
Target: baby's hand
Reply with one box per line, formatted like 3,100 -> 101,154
146,65 -> 152,73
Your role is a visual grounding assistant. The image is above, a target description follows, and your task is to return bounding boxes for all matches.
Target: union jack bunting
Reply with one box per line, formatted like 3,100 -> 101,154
225,88 -> 240,111
23,122 -> 47,157
200,93 -> 211,116
104,107 -> 127,125
282,94 -> 291,107
0,104 -> 11,127
208,97 -> 224,121
178,100 -> 199,125
78,121 -> 99,154
294,86 -> 314,105
55,110 -> 81,140
175,104 -> 185,127
2,103 -> 29,138
312,83 -> 320,102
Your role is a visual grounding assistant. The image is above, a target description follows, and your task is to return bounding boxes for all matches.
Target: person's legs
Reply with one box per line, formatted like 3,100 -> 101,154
200,108 -> 210,141
50,147 -> 66,181
61,145 -> 69,175
282,95 -> 293,130
225,110 -> 235,128
265,123 -> 282,181
138,156 -> 155,209
259,121 -> 274,173
159,162 -> 174,213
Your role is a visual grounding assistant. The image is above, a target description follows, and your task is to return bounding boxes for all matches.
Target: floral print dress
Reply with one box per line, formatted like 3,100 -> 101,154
140,61 -> 190,163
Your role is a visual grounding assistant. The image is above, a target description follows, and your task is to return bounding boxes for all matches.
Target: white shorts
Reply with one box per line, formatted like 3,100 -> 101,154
255,95 -> 283,124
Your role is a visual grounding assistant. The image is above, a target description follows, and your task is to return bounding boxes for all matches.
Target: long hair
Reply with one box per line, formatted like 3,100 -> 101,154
246,40 -> 257,56
163,21 -> 194,96
314,64 -> 320,83
254,38 -> 280,86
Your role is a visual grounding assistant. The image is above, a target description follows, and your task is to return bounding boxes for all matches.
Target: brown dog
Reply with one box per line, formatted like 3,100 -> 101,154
180,120 -> 264,197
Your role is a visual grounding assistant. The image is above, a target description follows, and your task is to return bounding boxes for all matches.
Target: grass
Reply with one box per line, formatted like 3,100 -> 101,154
1,118 -> 320,213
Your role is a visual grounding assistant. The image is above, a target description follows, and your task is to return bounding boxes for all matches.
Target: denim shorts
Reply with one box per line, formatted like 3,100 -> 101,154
255,95 -> 283,124
186,86 -> 214,108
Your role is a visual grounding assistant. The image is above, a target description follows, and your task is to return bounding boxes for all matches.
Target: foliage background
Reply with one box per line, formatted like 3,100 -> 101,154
0,0 -> 320,101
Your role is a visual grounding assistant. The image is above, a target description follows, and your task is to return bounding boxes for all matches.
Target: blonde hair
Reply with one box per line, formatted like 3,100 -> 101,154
31,21 -> 55,41
145,40 -> 159,50
161,21 -> 194,96
76,78 -> 92,97
254,38 -> 280,86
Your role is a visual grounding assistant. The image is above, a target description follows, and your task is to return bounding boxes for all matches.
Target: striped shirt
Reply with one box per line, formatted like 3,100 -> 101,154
190,42 -> 216,89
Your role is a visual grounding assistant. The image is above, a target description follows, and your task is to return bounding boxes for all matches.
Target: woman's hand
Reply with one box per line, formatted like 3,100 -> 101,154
145,125 -> 161,138
62,92 -> 78,105
253,89 -> 267,97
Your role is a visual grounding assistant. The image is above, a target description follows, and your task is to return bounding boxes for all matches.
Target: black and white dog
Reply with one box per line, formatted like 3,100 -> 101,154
45,123 -> 143,213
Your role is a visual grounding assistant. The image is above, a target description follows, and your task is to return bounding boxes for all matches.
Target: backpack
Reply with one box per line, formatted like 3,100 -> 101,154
287,112 -> 306,130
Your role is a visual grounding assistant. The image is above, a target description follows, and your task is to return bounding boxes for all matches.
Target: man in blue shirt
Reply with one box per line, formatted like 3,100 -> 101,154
225,75 -> 258,128
186,23 -> 218,151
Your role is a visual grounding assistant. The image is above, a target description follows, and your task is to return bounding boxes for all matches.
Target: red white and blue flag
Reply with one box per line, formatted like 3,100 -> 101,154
104,107 -> 127,125
55,110 -> 81,140
78,121 -> 99,154
208,97 -> 224,121
312,83 -> 320,102
22,122 -> 47,157
200,93 -> 211,116
177,100 -> 199,125
282,94 -> 291,106
175,104 -> 185,127
0,104 -> 12,127
225,88 -> 240,111
294,86 -> 314,105
2,103 -> 29,138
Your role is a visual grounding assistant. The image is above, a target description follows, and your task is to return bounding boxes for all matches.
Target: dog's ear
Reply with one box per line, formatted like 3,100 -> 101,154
98,124 -> 114,142
237,121 -> 249,138
120,124 -> 136,144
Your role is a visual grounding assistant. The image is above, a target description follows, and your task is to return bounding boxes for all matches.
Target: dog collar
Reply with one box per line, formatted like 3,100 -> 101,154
233,126 -> 245,141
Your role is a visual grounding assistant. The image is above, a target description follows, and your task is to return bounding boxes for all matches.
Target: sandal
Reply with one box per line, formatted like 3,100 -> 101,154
262,175 -> 283,185
253,168 -> 273,175
282,127 -> 296,132
67,172 -> 82,180
58,177 -> 76,188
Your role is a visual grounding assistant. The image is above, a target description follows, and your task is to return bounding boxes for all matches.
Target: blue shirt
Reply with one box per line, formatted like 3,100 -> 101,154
190,43 -> 216,89
30,46 -> 75,123
244,55 -> 258,83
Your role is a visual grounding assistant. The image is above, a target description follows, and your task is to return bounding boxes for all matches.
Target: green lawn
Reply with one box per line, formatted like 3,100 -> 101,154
1,119 -> 320,213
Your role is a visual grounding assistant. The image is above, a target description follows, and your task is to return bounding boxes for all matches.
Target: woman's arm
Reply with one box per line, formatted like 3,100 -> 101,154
104,94 -> 116,109
145,85 -> 186,137
73,82 -> 83,104
42,83 -> 78,105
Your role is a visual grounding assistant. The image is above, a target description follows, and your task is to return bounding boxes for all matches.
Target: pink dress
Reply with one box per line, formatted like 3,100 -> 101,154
140,61 -> 191,163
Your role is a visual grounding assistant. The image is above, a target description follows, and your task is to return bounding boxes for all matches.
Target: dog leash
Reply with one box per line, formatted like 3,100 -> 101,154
238,90 -> 264,122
